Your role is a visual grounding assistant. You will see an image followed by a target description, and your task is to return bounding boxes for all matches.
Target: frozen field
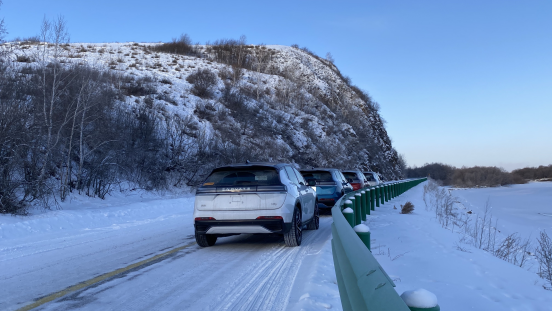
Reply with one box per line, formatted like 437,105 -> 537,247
452,182 -> 552,239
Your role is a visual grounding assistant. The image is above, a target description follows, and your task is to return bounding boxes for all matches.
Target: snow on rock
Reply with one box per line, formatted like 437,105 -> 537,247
400,288 -> 439,308
353,224 -> 370,232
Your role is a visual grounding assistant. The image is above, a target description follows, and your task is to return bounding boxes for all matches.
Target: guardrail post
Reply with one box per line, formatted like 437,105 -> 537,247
368,188 -> 374,211
372,187 -> 376,210
360,190 -> 367,220
365,189 -> 369,215
366,187 -> 374,215
354,224 -> 371,251
354,193 -> 362,225
380,186 -> 385,205
375,186 -> 380,208
342,201 -> 355,227
348,196 -> 357,226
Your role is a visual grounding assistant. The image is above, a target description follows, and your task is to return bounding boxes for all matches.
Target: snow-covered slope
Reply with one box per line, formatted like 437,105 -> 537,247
7,41 -> 402,180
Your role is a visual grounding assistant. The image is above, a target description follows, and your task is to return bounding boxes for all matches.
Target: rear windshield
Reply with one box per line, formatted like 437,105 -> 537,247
342,172 -> 360,182
203,167 -> 281,187
300,171 -> 333,182
364,173 -> 375,181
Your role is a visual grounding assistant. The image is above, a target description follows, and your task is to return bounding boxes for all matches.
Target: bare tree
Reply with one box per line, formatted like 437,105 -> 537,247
325,52 -> 334,64
0,1 -> 6,43
250,45 -> 272,100
34,16 -> 71,192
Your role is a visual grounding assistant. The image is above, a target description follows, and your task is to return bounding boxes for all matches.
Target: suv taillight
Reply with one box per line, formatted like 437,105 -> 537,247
195,217 -> 216,221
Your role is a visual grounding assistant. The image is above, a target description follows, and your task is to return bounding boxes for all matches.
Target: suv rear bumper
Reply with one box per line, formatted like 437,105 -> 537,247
195,219 -> 293,235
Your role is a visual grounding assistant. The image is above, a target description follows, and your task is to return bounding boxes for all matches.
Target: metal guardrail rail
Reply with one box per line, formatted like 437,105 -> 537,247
331,178 -> 428,311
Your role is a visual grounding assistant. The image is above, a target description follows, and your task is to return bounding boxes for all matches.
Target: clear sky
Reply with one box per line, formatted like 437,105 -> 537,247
2,0 -> 551,171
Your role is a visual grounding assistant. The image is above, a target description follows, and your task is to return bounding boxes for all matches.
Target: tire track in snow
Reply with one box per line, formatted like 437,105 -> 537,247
208,217 -> 332,311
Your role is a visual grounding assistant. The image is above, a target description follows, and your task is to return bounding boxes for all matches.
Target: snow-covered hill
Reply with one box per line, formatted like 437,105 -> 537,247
8,40 -> 402,179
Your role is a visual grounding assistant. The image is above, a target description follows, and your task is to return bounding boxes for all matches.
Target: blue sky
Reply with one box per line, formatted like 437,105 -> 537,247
2,0 -> 551,171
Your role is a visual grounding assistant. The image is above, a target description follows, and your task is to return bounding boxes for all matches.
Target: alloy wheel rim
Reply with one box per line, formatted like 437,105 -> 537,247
295,209 -> 302,243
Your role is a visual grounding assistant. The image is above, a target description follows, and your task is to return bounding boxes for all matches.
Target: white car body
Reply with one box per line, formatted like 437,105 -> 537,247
194,163 -> 318,246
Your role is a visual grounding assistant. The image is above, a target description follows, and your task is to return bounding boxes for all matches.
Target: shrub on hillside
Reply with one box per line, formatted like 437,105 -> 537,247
121,76 -> 156,96
400,202 -> 414,214
151,34 -> 199,56
16,55 -> 32,63
186,68 -> 218,98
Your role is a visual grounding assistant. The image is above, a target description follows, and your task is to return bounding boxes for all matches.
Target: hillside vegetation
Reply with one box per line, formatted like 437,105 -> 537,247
0,20 -> 402,214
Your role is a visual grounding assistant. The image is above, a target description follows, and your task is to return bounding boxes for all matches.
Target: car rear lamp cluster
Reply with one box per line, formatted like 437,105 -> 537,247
195,217 -> 216,221
256,216 -> 283,220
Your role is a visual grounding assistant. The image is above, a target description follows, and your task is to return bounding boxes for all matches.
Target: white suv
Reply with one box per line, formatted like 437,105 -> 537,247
363,171 -> 381,186
194,163 -> 319,247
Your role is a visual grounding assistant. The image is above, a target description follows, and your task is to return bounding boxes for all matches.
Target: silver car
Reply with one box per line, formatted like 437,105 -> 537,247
194,162 -> 318,247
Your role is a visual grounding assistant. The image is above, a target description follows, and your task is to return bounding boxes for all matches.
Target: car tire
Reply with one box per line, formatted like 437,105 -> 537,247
284,207 -> 302,247
195,231 -> 217,247
306,204 -> 319,230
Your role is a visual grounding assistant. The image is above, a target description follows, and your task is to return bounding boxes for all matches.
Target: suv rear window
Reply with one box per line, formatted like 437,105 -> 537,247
364,173 -> 375,181
203,167 -> 281,186
300,171 -> 333,182
342,172 -> 360,182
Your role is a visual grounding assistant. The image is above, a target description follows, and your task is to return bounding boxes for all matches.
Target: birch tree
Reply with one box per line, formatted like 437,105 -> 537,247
34,16 -> 71,196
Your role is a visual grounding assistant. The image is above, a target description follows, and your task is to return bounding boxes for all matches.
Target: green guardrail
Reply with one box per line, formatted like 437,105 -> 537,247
331,178 -> 439,311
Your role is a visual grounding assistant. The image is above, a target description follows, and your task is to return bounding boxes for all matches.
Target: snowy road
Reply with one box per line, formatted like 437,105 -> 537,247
0,195 -> 333,311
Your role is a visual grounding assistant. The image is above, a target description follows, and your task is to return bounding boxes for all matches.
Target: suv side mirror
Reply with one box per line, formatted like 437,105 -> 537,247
307,179 -> 316,187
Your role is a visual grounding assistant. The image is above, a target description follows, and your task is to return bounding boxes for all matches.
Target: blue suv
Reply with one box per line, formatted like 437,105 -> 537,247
299,168 -> 353,209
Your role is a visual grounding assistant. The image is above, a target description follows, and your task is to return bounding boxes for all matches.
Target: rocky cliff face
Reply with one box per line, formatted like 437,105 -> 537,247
8,41 -> 403,181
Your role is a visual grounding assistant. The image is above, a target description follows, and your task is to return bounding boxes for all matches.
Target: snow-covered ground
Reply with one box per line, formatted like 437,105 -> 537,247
1,182 -> 550,310
0,191 -> 340,311
452,182 -> 552,239
370,181 -> 551,311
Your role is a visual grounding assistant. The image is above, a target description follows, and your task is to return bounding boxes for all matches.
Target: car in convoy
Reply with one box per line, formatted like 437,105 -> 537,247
299,168 -> 354,209
341,170 -> 369,190
194,162 -> 319,247
363,171 -> 381,186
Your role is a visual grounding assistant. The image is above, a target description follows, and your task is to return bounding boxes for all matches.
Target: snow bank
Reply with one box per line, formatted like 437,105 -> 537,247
400,288 -> 438,308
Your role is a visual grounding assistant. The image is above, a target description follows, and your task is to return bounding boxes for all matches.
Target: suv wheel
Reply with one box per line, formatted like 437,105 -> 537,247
195,230 -> 217,247
306,204 -> 319,230
284,207 -> 302,247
